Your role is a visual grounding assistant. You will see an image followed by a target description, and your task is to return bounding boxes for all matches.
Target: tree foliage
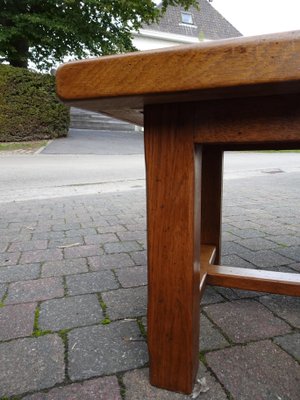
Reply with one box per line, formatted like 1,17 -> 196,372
0,0 -> 198,70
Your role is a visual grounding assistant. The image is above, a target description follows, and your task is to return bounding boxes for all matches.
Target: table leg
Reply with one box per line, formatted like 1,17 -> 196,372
201,146 -> 223,264
144,103 -> 201,394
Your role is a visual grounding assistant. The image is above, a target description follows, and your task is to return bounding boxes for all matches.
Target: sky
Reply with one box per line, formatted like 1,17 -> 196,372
210,0 -> 300,36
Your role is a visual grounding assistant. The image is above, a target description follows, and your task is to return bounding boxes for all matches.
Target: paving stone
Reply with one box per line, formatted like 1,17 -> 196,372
66,271 -> 119,295
42,258 -> 88,277
64,244 -> 103,259
39,294 -> 103,331
221,241 -> 254,257
51,222 -> 81,231
214,286 -> 240,300
84,233 -> 118,245
201,286 -> 224,305
290,262 -> 300,272
20,249 -> 63,264
125,223 -> 146,232
225,220 -> 261,230
88,253 -> 134,271
260,225 -> 297,236
269,235 -> 300,246
115,265 -> 147,288
130,250 -> 147,265
260,294 -> 300,328
222,231 -> 239,241
204,299 -> 291,343
102,287 -> 147,320
0,283 -> 7,299
117,230 -> 147,242
23,376 -> 122,400
241,249 -> 293,268
0,251 -> 20,266
5,233 -> 32,242
81,219 -> 108,228
136,238 -> 146,249
226,228 -> 266,239
0,263 -> 40,283
65,228 -> 97,238
206,340 -> 300,400
97,224 -> 127,234
6,277 -> 64,304
274,332 -> 300,362
234,237 -> 277,251
275,245 -> 300,262
104,241 -> 142,254
221,254 -> 255,269
0,302 -> 36,341
0,241 -> 9,253
200,314 -> 229,351
0,334 -> 64,397
123,363 -> 227,400
33,231 -> 65,240
117,214 -> 141,225
232,288 -> 265,298
48,237 -> 85,248
8,240 -> 48,252
68,321 -> 148,380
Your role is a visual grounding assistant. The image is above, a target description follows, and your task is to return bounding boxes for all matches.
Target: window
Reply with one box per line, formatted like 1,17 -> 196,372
181,12 -> 194,25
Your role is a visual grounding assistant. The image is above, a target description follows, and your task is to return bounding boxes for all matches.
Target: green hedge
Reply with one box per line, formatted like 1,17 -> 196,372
0,65 -> 69,142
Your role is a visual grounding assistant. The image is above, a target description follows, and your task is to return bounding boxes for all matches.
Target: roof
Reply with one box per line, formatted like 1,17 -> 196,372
145,0 -> 242,40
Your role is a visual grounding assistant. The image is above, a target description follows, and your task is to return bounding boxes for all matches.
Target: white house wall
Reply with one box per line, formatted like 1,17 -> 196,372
132,36 -> 182,50
132,29 -> 202,51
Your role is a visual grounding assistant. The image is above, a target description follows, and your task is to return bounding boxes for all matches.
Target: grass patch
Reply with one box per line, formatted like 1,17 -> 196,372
0,140 -> 48,152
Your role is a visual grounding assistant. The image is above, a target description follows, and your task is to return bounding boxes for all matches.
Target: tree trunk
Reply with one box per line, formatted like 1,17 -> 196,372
8,36 -> 29,69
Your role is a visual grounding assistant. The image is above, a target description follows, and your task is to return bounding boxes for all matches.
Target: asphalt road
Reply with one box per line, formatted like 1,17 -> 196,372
0,130 -> 299,203
42,129 -> 144,155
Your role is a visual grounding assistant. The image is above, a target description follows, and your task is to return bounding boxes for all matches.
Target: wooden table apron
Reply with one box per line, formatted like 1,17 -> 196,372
55,31 -> 300,395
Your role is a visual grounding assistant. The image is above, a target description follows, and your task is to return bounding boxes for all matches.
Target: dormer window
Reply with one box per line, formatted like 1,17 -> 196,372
181,12 -> 193,25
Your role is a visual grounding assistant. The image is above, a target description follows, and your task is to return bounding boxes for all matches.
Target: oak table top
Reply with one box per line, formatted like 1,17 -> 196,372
56,31 -> 300,127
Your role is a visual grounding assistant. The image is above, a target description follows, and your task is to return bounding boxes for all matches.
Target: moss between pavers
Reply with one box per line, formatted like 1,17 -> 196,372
136,317 -> 147,338
32,306 -> 52,337
97,293 -> 112,325
0,65 -> 69,142
116,373 -> 127,400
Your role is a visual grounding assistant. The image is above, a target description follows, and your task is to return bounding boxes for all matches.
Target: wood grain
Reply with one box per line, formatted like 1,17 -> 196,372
201,147 -> 223,264
56,31 -> 300,125
207,265 -> 300,297
199,245 -> 216,297
194,95 -> 300,145
144,103 -> 201,394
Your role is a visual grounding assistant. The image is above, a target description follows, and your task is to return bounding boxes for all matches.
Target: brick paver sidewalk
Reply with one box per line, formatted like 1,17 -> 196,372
0,172 -> 299,399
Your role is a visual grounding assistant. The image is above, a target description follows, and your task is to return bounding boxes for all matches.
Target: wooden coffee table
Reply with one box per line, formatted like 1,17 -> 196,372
56,31 -> 300,394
